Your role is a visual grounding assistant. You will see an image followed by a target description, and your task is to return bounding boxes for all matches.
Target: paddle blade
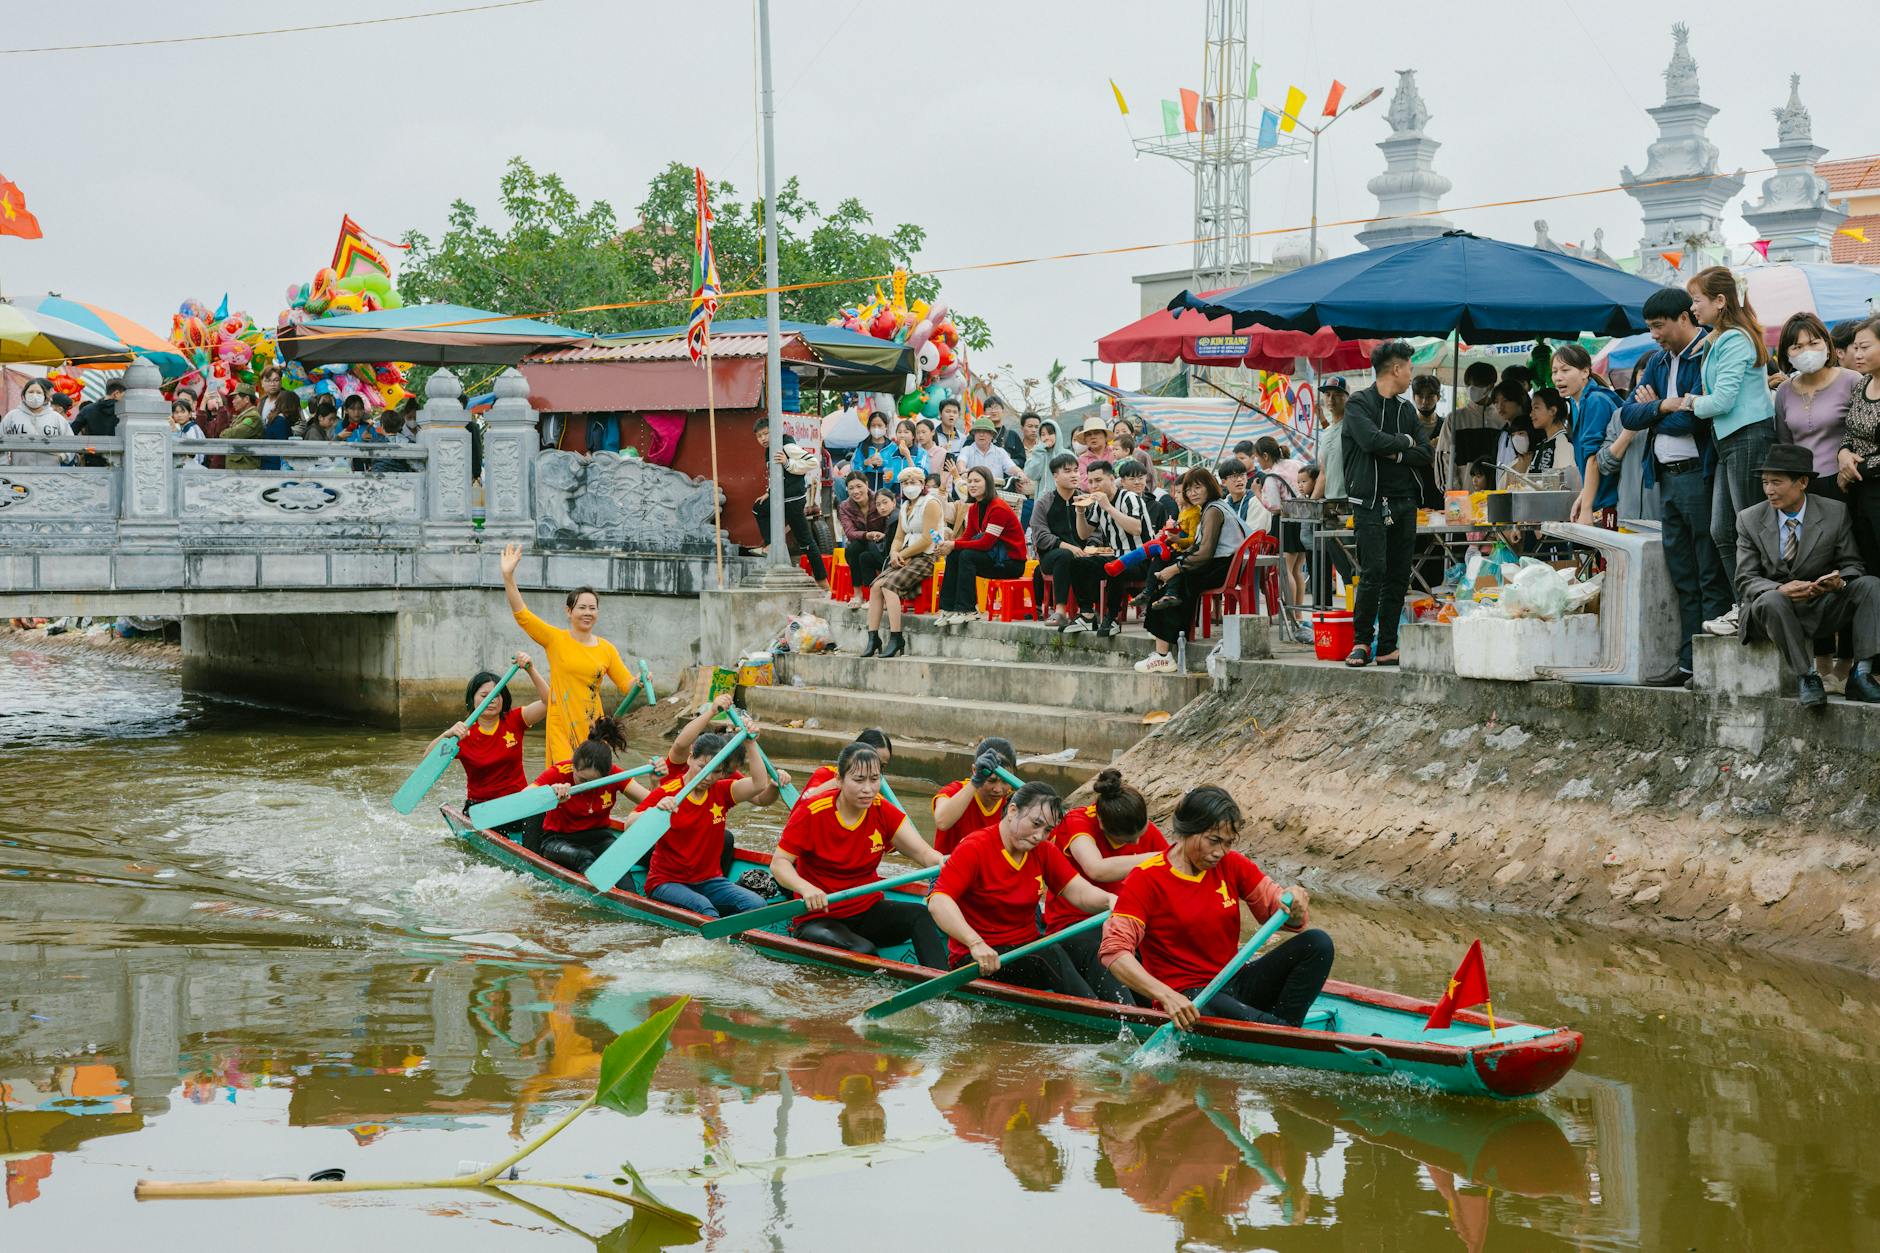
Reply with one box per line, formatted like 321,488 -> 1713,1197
586,810 -> 672,893
465,784 -> 558,831
1128,1024 -> 1177,1067
392,739 -> 458,814
863,964 -> 979,1020
699,897 -> 802,939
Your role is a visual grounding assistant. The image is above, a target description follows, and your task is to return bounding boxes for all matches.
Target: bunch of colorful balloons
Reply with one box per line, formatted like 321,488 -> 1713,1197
274,267 -> 412,409
168,298 -> 276,398
830,268 -> 971,418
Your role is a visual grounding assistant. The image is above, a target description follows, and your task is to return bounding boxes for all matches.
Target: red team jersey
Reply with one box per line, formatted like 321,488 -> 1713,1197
930,828 -> 1077,964
638,770 -> 741,893
1110,850 -> 1269,993
776,793 -> 909,921
457,708 -> 529,804
931,780 -> 1007,855
1041,805 -> 1168,933
532,762 -> 625,834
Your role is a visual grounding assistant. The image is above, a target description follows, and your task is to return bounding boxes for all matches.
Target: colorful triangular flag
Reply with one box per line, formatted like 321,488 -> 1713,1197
1278,85 -> 1307,133
1841,226 -> 1870,244
1160,99 -> 1179,137
1109,365 -> 1119,391
1179,88 -> 1200,133
1257,108 -> 1279,149
1109,78 -> 1129,115
1246,58 -> 1260,99
1659,250 -> 1684,270
1749,239 -> 1771,259
1323,80 -> 1346,116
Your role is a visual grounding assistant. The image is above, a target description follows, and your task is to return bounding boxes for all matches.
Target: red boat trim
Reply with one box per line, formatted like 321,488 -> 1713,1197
443,808 -> 1579,1096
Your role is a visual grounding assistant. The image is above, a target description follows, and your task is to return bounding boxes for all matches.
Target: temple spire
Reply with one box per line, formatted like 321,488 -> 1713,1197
1620,24 -> 1743,283
1741,74 -> 1847,263
1354,70 -> 1452,251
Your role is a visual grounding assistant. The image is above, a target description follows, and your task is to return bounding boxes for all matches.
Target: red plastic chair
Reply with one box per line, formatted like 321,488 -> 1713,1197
1195,534 -> 1269,638
986,579 -> 1038,621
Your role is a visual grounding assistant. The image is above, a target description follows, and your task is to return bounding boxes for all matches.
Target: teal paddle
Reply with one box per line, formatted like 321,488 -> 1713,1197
878,779 -> 904,812
862,910 -> 1111,1019
1127,891 -> 1294,1065
393,662 -> 520,814
697,864 -> 942,939
584,730 -> 750,893
724,707 -> 798,807
612,659 -> 656,717
1193,1090 -> 1294,1222
465,761 -> 658,831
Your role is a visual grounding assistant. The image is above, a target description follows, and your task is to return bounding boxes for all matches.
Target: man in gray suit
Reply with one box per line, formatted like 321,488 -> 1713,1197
1735,443 -> 1880,707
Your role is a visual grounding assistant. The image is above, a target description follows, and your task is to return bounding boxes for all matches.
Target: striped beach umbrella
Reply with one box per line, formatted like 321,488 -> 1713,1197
10,293 -> 169,354
0,302 -> 128,365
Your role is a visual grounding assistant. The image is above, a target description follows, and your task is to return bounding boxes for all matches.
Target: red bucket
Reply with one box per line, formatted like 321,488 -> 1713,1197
1312,611 -> 1355,661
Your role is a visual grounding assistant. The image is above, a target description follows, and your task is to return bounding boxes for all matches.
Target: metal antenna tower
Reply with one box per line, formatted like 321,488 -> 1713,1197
1131,0 -> 1308,289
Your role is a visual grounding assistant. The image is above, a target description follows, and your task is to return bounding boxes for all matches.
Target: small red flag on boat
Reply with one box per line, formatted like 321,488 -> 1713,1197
1424,939 -> 1492,1032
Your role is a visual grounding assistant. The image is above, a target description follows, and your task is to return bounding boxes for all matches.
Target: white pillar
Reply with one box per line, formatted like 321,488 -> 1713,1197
417,368 -> 475,546
117,356 -> 178,550
480,367 -> 538,545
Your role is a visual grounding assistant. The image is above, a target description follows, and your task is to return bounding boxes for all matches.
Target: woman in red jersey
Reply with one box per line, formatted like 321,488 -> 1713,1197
792,728 -> 894,811
931,736 -> 1017,854
927,781 -> 1116,997
1100,785 -> 1331,1028
626,723 -> 780,918
1044,769 -> 1168,997
423,651 -> 552,832
533,719 -> 655,871
771,742 -> 946,966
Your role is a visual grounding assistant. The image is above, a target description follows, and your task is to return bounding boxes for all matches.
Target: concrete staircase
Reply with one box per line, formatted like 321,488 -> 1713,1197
746,604 -> 1207,786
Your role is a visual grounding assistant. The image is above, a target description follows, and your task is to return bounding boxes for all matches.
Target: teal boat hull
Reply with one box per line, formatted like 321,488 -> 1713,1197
443,809 -> 1581,1100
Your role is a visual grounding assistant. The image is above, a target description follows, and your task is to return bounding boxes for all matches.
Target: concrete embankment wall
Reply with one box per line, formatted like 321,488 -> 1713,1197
1108,659 -> 1880,976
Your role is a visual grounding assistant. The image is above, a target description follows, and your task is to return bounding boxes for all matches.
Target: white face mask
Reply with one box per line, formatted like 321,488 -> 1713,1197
1467,385 -> 1491,404
1790,348 -> 1829,375
1511,434 -> 1531,454
23,391 -> 46,410
901,481 -> 924,499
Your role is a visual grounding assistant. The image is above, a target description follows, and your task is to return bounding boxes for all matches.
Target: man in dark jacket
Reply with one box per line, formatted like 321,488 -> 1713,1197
1342,340 -> 1434,666
1026,452 -> 1086,625
1620,286 -> 1725,679
71,379 -> 125,467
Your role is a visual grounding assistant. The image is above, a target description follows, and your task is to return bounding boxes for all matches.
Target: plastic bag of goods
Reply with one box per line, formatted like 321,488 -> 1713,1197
1498,558 -> 1572,620
785,614 -> 835,655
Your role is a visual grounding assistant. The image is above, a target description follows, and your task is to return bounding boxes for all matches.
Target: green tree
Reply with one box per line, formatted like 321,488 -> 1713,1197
403,157 -> 990,350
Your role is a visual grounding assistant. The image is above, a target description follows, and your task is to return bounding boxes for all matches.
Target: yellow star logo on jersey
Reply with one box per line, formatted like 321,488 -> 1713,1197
599,791 -> 613,807
710,803 -> 725,823
1217,880 -> 1234,909
868,831 -> 884,852
502,732 -> 516,747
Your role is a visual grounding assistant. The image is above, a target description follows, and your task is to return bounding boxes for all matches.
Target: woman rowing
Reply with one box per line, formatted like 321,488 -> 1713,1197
500,541 -> 636,770
1099,786 -> 1332,1029
421,651 -> 551,840
625,719 -> 780,919
792,728 -> 894,810
533,719 -> 654,872
926,782 -> 1117,997
930,736 -> 1017,854
1043,769 -> 1168,992
770,742 -> 948,966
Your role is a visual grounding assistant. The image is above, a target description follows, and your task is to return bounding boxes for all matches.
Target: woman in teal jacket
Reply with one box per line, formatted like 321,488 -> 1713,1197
1662,267 -> 1775,619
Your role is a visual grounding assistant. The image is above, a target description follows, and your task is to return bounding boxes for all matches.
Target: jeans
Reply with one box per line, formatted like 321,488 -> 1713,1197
754,494 -> 827,582
1351,497 -> 1417,654
1179,929 -> 1335,1027
650,875 -> 767,919
1657,466 -> 1732,671
795,899 -> 949,967
938,548 -> 1023,612
1710,420 -> 1775,603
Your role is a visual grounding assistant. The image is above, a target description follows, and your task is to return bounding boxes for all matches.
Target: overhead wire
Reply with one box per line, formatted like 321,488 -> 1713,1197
0,0 -> 550,55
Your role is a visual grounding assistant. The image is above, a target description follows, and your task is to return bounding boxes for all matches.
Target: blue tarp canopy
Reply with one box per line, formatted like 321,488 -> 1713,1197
279,303 -> 592,366
1176,231 -> 1667,344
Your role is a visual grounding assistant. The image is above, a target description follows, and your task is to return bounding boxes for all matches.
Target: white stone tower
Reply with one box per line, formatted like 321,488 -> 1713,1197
1620,23 -> 1745,283
1740,74 -> 1848,264
1354,69 -> 1453,251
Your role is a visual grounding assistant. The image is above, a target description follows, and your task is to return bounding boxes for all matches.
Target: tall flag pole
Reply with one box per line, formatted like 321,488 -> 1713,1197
689,166 -> 726,589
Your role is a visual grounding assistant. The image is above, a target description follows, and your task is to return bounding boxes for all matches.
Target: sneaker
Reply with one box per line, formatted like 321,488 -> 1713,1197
1097,618 -> 1121,638
1134,652 -> 1177,673
1702,606 -> 1739,636
1043,610 -> 1069,627
1061,616 -> 1092,636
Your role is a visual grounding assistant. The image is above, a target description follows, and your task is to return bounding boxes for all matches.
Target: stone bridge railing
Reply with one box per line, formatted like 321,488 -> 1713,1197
0,357 -> 729,561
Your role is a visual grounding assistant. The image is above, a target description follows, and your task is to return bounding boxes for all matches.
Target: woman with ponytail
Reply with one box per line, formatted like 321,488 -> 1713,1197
1043,769 -> 1169,1000
1676,267 -> 1778,633
531,717 -> 653,873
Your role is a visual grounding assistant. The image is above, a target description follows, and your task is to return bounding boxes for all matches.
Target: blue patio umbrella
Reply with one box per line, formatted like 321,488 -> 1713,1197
1174,231 -> 1668,344
278,303 -> 592,367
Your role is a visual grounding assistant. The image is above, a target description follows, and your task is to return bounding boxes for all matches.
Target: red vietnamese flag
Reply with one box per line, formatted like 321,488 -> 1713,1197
1178,88 -> 1200,132
0,175 -> 44,240
1322,80 -> 1347,116
1423,939 -> 1492,1031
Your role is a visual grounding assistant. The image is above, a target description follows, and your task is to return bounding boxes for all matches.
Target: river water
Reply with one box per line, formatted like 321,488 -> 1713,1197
1,639 -> 1875,1251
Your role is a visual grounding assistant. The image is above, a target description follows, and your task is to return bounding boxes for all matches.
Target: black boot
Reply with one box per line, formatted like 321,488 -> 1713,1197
880,630 -> 905,659
860,630 -> 882,657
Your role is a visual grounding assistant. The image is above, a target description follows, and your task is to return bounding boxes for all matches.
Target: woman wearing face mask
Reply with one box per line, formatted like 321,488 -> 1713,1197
1558,344 -> 1635,526
1,379 -> 73,466
861,466 -> 945,658
853,413 -> 898,493
1773,313 -> 1861,504
1446,362 -> 1502,487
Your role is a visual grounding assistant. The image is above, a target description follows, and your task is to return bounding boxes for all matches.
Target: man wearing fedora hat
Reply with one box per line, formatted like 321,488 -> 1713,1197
956,416 -> 1023,493
1734,442 -> 1880,706
1074,415 -> 1113,489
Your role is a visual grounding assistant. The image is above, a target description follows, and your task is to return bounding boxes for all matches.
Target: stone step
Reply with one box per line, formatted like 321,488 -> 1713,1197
823,602 -> 1190,671
773,651 -> 1206,718
742,683 -> 1149,761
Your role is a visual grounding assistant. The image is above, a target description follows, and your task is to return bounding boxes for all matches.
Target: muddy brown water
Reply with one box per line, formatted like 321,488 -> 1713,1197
1,640 -> 1876,1250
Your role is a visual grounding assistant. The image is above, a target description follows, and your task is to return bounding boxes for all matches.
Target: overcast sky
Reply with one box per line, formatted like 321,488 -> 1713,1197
3,0 -> 1871,397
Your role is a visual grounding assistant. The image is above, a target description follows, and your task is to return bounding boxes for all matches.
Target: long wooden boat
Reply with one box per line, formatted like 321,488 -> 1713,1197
442,808 -> 1581,1100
